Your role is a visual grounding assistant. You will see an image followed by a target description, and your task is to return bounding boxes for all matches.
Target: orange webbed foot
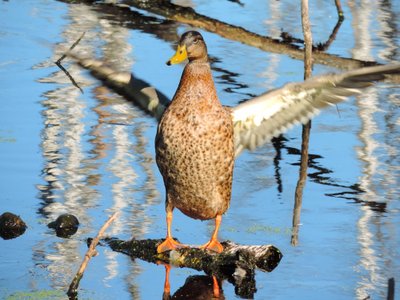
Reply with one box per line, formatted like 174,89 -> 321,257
157,237 -> 187,253
200,238 -> 224,253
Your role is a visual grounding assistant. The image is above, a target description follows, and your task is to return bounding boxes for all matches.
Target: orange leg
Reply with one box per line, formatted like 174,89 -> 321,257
157,210 -> 186,253
163,264 -> 171,297
212,275 -> 221,298
200,214 -> 224,253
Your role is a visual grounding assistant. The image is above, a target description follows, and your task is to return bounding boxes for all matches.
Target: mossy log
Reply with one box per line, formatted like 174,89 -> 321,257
105,237 -> 282,298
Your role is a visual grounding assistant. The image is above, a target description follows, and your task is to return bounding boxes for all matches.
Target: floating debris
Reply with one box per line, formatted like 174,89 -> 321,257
48,214 -> 79,238
0,212 -> 27,240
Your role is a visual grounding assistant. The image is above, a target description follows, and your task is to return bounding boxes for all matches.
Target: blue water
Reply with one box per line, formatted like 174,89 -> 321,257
0,1 -> 399,299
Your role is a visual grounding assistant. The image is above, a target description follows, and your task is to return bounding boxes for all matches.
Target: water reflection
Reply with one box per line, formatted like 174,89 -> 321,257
350,1 -> 399,298
165,274 -> 225,300
160,264 -> 256,299
35,3 -> 159,293
213,62 -> 256,99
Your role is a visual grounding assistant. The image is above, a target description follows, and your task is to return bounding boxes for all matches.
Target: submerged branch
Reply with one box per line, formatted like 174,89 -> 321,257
123,0 -> 376,70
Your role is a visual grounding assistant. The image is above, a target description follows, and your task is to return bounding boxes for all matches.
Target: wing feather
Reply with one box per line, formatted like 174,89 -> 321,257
232,63 -> 400,156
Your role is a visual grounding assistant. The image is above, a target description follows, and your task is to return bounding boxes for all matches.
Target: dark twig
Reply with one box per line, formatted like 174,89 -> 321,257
316,16 -> 343,51
387,277 -> 395,300
55,61 -> 84,94
55,32 -> 86,94
56,31 -> 86,64
335,0 -> 344,20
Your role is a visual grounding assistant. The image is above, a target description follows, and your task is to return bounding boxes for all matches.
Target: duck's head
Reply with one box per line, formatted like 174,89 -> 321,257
166,31 -> 208,65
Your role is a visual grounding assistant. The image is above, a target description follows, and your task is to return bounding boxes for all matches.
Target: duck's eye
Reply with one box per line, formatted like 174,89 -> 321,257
193,39 -> 199,44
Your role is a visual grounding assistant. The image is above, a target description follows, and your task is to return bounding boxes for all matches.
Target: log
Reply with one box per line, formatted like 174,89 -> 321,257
60,0 -> 379,70
122,0 -> 376,70
105,237 -> 282,298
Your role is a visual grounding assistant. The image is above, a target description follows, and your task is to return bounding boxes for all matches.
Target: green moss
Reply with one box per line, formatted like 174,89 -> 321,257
6,290 -> 66,300
0,130 -> 16,143
246,224 -> 292,235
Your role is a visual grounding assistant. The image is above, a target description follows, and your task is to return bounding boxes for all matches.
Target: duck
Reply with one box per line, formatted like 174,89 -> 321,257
156,31 -> 234,253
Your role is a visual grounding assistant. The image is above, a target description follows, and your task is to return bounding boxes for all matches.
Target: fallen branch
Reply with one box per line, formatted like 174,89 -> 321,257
122,0 -> 375,70
59,0 -> 378,70
67,212 -> 118,299
105,237 -> 282,298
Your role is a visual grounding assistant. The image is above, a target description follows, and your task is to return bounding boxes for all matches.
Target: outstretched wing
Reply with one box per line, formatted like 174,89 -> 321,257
232,63 -> 400,156
66,51 -> 170,121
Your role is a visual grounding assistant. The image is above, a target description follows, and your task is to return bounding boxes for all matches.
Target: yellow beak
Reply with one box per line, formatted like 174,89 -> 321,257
166,44 -> 187,65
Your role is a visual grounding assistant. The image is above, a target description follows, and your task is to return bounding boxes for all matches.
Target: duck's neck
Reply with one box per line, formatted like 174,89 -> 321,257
173,61 -> 220,106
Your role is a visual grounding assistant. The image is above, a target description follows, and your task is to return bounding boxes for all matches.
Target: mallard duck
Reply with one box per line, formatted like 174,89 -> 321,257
155,31 -> 400,253
156,31 -> 234,253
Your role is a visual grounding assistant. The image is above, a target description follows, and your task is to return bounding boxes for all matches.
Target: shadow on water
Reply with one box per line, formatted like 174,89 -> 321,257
160,266 -> 253,299
212,61 -> 258,99
270,136 -> 371,204
169,275 -> 226,299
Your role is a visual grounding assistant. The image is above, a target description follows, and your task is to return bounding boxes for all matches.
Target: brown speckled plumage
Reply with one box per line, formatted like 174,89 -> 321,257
156,62 -> 234,219
156,31 -> 234,253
